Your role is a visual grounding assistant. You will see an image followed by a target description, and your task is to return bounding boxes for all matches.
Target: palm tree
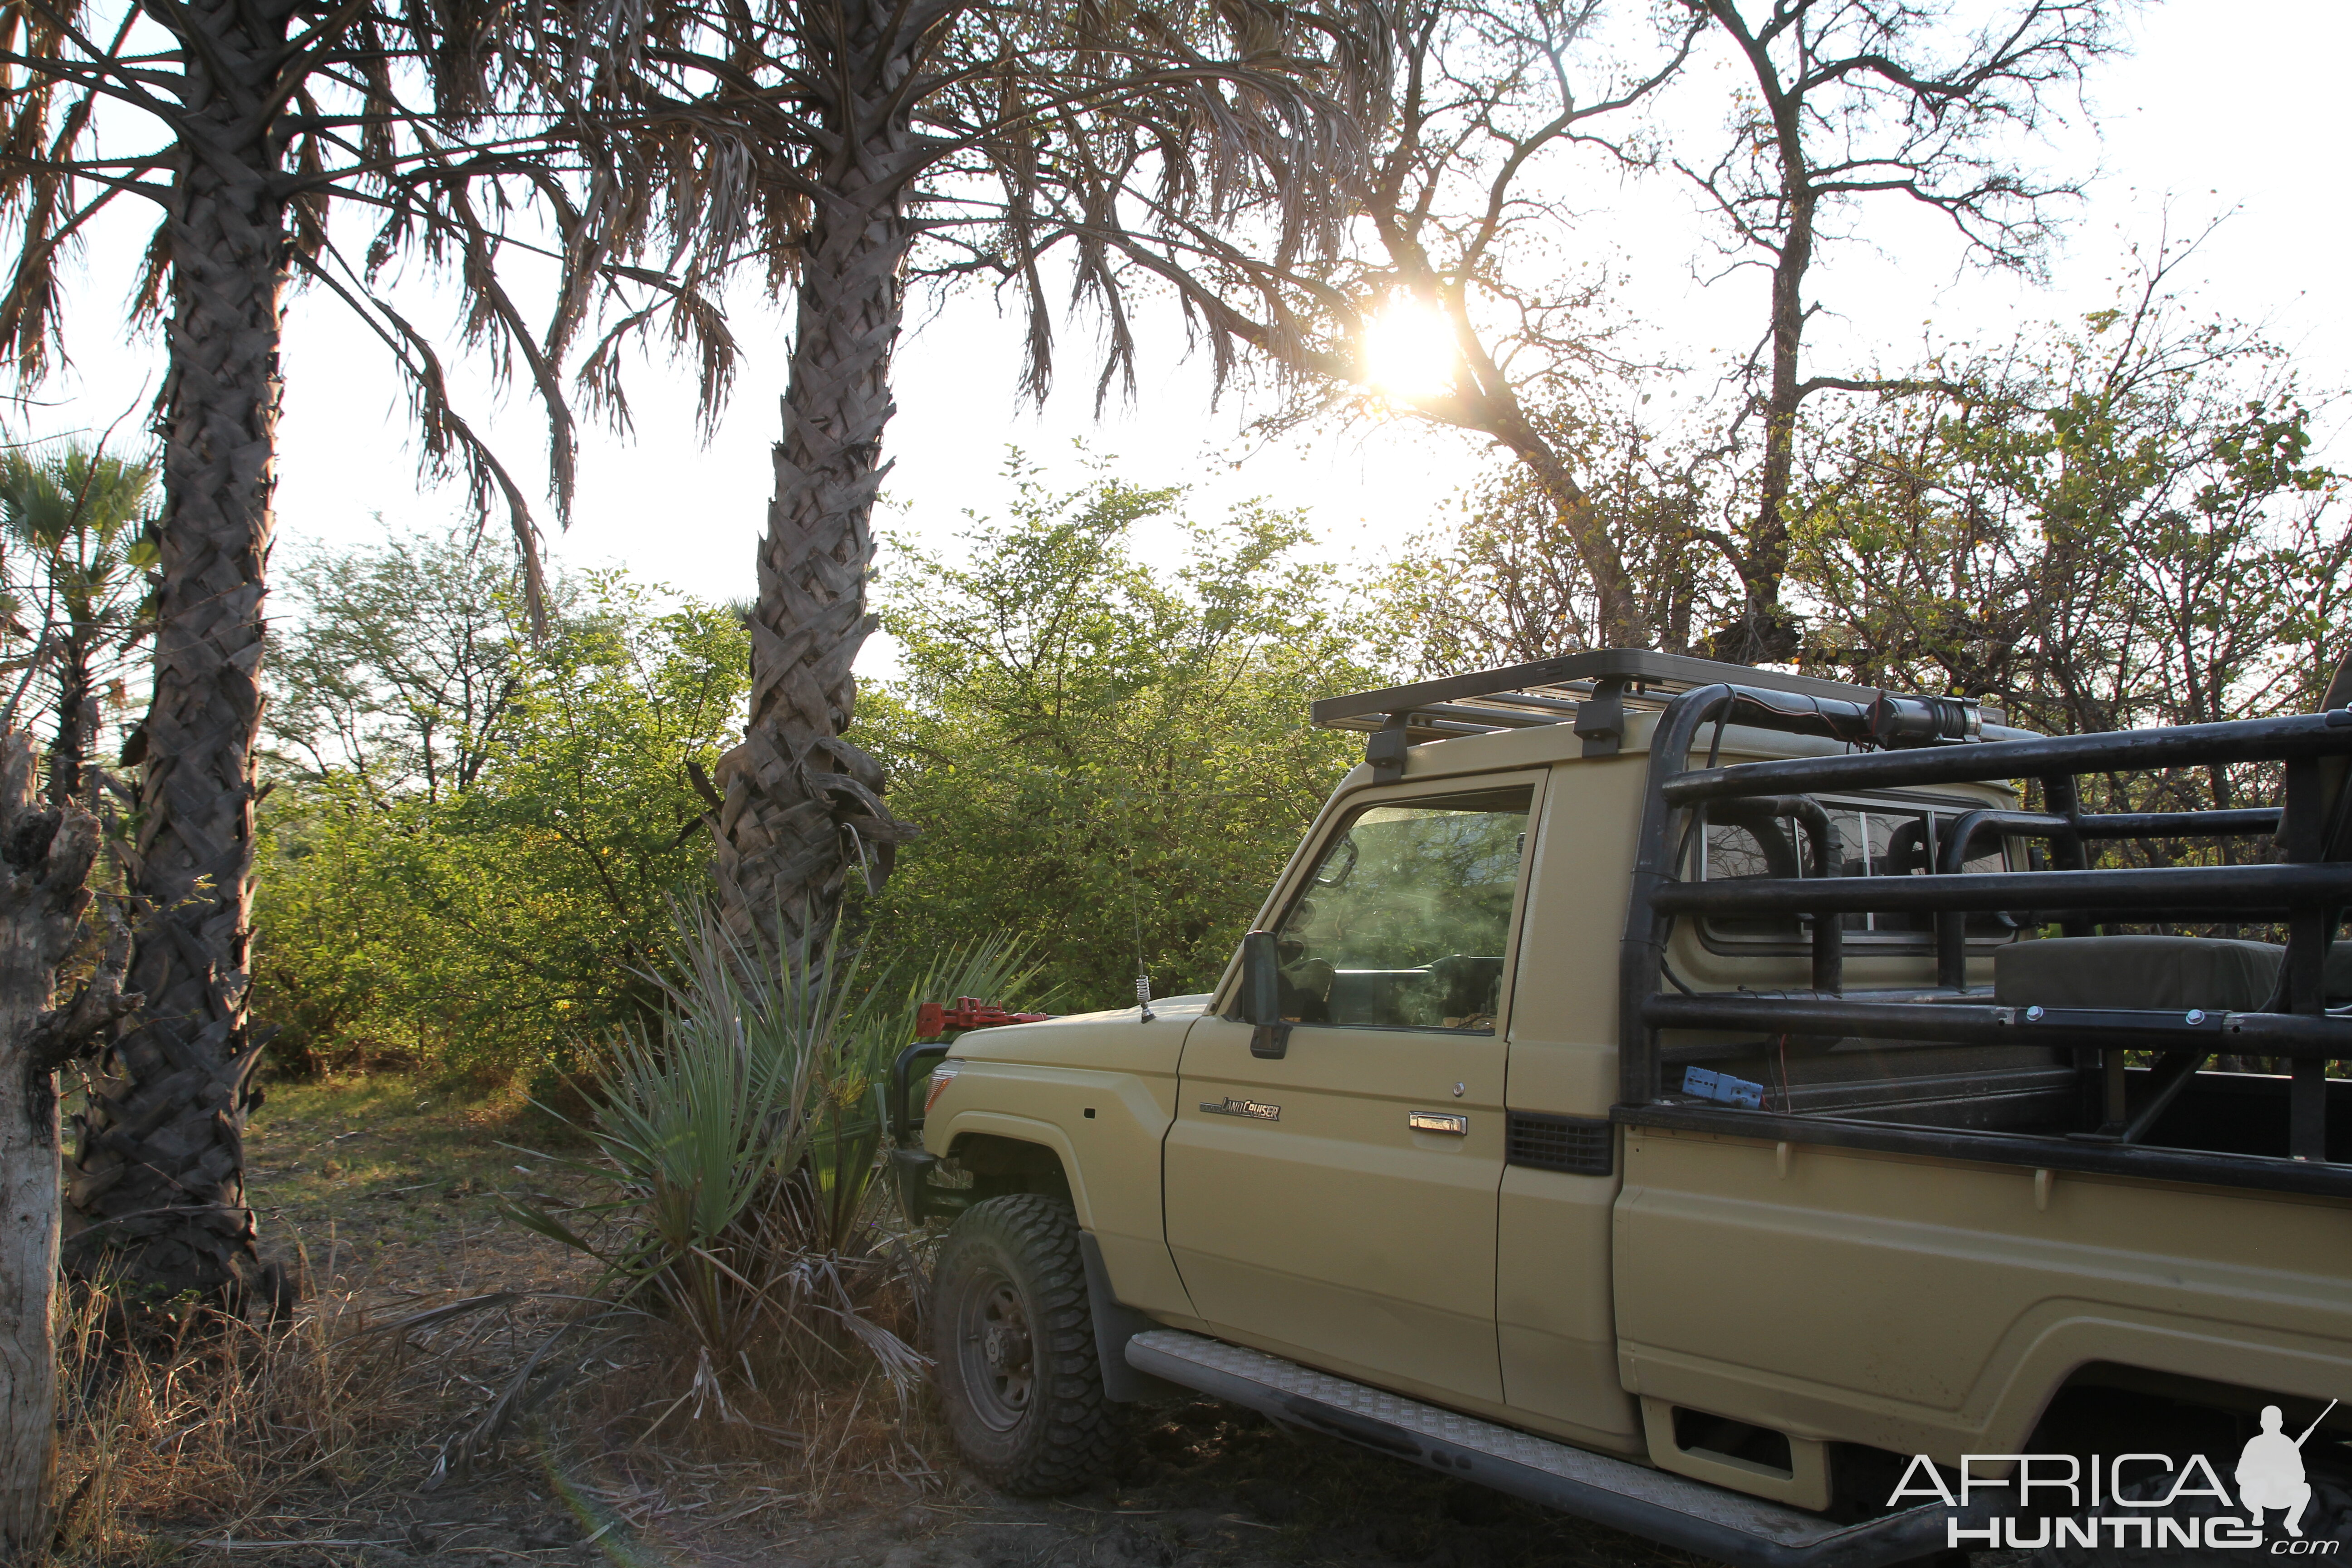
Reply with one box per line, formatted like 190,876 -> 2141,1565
609,0 -> 1399,952
0,444 -> 159,808
0,1 -> 725,1299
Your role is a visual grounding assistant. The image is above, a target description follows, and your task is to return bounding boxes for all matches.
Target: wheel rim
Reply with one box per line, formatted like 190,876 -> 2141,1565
955,1264 -> 1036,1433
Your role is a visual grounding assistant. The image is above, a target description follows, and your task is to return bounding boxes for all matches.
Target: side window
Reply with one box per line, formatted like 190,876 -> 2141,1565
1272,787 -> 1534,1032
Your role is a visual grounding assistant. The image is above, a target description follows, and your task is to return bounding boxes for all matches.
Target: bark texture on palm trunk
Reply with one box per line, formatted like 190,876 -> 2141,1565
62,0 -> 291,1298
0,733 -> 112,1558
714,0 -> 921,951
46,646 -> 93,809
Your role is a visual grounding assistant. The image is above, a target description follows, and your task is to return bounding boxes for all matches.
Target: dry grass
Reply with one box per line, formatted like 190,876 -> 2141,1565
531,1348 -> 953,1540
51,1278 -> 423,1560
48,1071 -> 952,1566
49,1284 -> 941,1564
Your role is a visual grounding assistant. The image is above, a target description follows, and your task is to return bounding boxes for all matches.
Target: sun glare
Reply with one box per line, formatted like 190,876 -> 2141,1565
1360,299 -> 1460,400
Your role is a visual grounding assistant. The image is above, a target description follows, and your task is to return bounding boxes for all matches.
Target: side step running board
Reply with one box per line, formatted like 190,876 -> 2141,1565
1125,1330 -> 1971,1568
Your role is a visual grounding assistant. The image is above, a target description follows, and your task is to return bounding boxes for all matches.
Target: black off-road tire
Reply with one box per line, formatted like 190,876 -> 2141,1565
930,1194 -> 1116,1495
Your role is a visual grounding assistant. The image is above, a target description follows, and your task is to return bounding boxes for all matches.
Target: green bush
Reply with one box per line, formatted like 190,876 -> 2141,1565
852,455 -> 1374,1010
505,906 -> 1030,1397
255,559 -> 749,1076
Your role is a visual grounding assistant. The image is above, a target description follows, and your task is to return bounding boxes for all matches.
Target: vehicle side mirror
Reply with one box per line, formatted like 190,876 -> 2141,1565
1237,929 -> 1291,1059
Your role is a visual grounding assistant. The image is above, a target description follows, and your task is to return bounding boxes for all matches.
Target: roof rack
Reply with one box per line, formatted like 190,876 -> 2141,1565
1313,650 -> 2023,780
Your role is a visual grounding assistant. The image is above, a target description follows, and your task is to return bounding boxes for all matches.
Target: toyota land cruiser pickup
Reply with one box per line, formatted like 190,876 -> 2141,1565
887,649 -> 2352,1565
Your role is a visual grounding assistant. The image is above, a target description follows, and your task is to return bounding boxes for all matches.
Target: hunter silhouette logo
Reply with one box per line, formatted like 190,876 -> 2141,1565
2241,1401 -> 2336,1538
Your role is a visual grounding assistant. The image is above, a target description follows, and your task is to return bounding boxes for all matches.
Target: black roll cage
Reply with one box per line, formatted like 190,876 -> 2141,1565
1618,684 -> 2352,1196
1313,651 -> 2352,1198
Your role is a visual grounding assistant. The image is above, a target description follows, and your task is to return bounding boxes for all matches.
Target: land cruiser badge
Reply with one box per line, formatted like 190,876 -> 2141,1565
1200,1096 -> 1281,1121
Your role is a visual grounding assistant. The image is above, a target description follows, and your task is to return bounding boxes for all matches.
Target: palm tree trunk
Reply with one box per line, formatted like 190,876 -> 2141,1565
61,0 -> 291,1298
46,637 -> 92,809
0,733 -> 105,1557
714,0 -> 921,951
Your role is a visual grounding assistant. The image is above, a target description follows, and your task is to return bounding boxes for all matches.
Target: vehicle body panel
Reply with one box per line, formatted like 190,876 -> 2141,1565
1165,768 -> 1545,1406
1491,754 -> 1644,1444
1166,1012 -> 1512,1404
1614,1125 -> 2352,1462
926,1000 -> 1200,1321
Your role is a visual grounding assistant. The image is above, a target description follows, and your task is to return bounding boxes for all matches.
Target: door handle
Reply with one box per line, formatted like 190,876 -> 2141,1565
1407,1111 -> 1469,1136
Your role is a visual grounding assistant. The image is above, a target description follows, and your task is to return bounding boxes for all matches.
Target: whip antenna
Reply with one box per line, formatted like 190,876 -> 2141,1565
1132,851 -> 1154,1021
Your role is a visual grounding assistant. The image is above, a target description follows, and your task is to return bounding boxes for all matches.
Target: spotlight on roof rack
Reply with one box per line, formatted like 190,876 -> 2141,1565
1870,693 -> 1982,748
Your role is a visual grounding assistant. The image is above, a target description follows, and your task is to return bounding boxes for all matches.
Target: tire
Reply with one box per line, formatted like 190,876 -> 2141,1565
930,1194 -> 1116,1495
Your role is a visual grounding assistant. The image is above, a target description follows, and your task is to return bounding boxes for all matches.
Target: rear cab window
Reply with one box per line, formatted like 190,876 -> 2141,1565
1695,793 -> 2018,951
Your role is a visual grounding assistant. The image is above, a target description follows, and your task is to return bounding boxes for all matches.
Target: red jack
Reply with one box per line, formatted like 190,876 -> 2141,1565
916,996 -> 1049,1040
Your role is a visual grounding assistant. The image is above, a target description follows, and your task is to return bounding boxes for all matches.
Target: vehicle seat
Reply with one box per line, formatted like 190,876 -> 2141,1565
1996,650 -> 2352,1015
1994,935 -> 2352,1012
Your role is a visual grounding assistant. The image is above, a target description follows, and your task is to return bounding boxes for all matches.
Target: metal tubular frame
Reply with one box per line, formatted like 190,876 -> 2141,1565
1933,809 -> 2062,988
1651,862 -> 2352,916
1928,808 -> 2288,987
1618,686 -> 2352,1191
1710,793 -> 1845,994
1661,710 -> 2352,803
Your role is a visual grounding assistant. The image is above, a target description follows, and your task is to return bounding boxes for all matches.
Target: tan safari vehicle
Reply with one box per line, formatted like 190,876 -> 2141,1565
885,651 -> 2352,1565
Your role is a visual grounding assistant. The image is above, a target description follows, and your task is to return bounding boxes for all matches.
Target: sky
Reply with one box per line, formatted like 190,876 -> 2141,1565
25,0 -> 2352,679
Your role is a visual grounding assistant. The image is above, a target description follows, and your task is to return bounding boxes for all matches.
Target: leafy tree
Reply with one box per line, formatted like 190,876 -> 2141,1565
0,443 -> 158,806
1072,0 -> 1704,651
1367,416 -> 1722,674
1788,253 -> 2352,829
1682,0 -> 2114,663
853,457 -> 1372,1009
1082,0 -> 2124,666
268,530 -> 534,803
209,568 -> 741,1075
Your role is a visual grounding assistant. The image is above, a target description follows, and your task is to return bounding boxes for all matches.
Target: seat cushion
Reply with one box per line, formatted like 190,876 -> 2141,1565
1995,936 -> 2287,1012
1995,936 -> 2352,1011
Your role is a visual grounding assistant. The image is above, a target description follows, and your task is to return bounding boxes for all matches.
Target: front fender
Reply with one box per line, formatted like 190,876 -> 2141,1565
937,1109 -> 1093,1230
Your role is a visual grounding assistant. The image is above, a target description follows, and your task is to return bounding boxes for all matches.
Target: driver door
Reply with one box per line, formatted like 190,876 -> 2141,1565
1165,777 -> 1540,1406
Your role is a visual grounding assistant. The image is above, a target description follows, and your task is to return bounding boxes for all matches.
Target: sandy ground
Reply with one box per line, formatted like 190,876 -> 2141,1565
133,1077 -> 1707,1568
221,1400 -> 1708,1568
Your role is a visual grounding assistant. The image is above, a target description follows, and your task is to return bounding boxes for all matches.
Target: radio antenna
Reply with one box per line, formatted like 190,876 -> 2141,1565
1132,853 -> 1154,1021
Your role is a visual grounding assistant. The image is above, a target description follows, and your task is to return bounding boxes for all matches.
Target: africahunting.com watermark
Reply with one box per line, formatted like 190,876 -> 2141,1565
1892,1403 -> 2343,1552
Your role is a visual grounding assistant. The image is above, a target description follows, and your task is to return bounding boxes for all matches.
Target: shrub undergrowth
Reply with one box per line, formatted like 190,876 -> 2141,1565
504,906 -> 1032,1434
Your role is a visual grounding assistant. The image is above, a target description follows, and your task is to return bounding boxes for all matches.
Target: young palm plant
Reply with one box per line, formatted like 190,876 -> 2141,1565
0,443 -> 159,808
508,905 -> 1031,1426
